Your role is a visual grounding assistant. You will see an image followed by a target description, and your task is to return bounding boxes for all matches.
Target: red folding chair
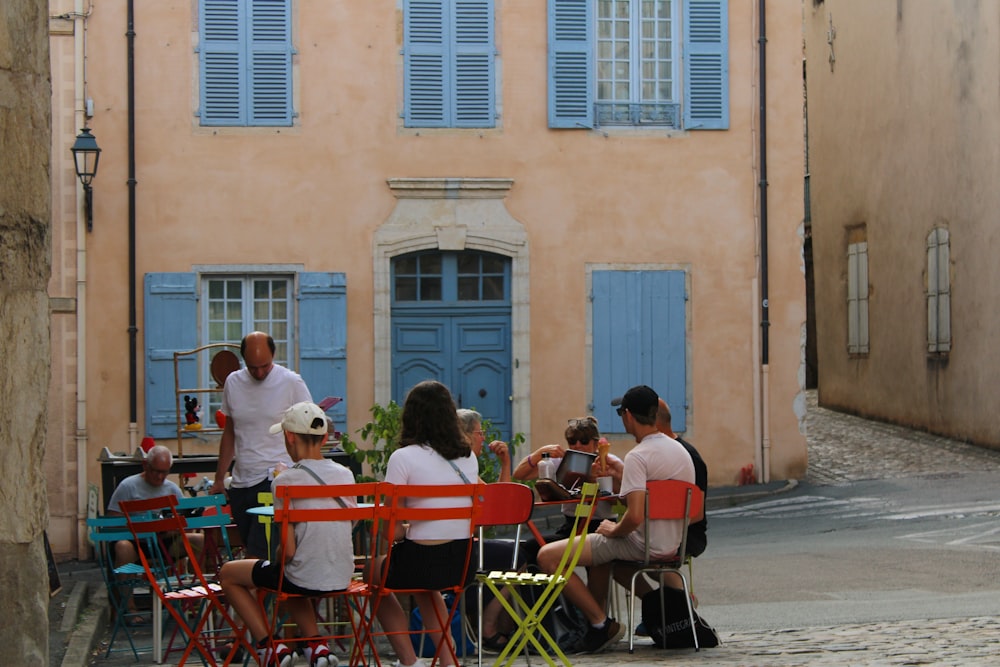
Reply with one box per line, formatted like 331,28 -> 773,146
471,483 -> 534,667
259,481 -> 382,667
606,479 -> 704,653
369,483 -> 485,667
120,495 -> 252,666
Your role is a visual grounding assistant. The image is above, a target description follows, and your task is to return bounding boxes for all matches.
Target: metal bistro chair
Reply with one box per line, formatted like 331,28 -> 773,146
470,483 -> 534,667
151,493 -> 236,664
86,514 -> 167,660
477,481 -> 598,667
606,479 -> 704,653
370,482 -> 485,667
120,495 -> 253,666
259,481 -> 382,667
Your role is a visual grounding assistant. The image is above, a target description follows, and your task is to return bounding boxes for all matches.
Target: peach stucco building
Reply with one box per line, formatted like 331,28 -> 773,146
47,0 -> 807,559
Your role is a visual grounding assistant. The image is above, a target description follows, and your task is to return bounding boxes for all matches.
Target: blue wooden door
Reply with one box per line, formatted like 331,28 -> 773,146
391,251 -> 512,438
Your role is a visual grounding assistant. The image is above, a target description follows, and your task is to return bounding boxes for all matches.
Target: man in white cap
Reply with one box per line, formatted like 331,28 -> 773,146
219,401 -> 355,667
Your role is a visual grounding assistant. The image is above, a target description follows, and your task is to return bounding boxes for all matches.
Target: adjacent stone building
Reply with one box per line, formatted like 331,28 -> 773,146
805,1 -> 1000,446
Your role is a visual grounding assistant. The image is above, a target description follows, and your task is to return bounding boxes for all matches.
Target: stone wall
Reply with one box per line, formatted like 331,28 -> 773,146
0,0 -> 54,662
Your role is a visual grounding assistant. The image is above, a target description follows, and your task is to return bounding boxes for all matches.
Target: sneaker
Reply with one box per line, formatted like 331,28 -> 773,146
303,639 -> 337,667
634,621 -> 649,637
579,617 -> 624,654
393,660 -> 427,667
257,641 -> 297,667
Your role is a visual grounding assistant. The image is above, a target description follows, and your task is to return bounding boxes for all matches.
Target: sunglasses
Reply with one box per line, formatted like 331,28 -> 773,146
616,406 -> 626,416
566,437 -> 593,446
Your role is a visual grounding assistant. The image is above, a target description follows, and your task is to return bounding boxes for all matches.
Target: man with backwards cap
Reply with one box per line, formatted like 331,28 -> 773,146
536,384 -> 697,654
210,331 -> 312,558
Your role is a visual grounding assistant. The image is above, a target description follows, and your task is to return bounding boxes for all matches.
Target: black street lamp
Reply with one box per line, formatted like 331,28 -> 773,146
70,127 -> 102,232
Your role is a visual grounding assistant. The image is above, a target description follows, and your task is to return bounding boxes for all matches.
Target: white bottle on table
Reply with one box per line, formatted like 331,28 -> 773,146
538,452 -> 557,480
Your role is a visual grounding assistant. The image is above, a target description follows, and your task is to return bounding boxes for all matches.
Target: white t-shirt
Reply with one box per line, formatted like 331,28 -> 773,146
384,443 -> 479,541
272,458 -> 357,591
107,474 -> 184,513
220,364 -> 311,487
619,432 -> 695,560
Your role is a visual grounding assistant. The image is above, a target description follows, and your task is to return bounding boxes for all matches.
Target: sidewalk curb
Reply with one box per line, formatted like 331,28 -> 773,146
62,586 -> 108,667
706,479 -> 798,511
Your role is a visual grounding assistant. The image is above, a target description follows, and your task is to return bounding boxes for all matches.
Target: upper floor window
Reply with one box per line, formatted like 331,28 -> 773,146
548,0 -> 728,130
198,0 -> 295,127
847,239 -> 869,355
596,0 -> 677,126
926,227 -> 951,354
403,0 -> 496,128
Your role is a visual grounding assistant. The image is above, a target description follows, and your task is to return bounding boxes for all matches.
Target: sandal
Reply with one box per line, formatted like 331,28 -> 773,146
481,632 -> 510,654
124,613 -> 150,626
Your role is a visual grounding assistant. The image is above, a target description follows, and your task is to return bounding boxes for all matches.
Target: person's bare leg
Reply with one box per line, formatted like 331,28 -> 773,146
286,598 -> 319,638
374,591 -> 419,666
414,591 -> 458,666
537,539 -> 606,625
367,555 -> 420,666
218,560 -> 269,642
113,539 -> 142,614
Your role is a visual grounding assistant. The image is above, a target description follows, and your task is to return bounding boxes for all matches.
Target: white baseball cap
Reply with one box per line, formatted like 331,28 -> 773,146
269,401 -> 329,436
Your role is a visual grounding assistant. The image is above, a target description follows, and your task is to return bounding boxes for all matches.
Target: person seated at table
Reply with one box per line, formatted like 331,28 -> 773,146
367,380 -> 479,667
514,416 -> 624,559
219,401 -> 355,667
478,417 -> 624,652
107,445 -> 202,623
536,385 -> 697,654
457,408 -> 511,483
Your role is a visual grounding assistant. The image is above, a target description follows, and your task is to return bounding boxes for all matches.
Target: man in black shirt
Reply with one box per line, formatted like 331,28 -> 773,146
655,399 -> 707,557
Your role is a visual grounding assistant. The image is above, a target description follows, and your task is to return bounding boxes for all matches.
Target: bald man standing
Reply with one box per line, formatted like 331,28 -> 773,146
211,331 -> 312,558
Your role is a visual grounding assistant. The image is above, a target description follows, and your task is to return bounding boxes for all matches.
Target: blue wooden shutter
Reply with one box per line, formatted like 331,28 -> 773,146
144,273 -> 199,438
453,0 -> 495,127
405,0 -> 448,127
683,0 -> 729,130
547,0 -> 593,128
248,0 -> 293,125
592,270 -> 688,432
200,0 -> 245,125
297,273 -> 348,431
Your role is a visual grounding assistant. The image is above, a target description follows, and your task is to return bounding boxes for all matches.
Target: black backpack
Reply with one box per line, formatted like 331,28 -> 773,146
641,586 -> 720,649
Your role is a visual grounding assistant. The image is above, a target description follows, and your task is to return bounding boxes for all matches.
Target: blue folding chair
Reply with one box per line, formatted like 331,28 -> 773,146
87,515 -> 168,659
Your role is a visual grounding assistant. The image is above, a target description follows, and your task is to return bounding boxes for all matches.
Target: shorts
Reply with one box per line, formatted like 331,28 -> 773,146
383,539 -> 473,590
586,533 -> 648,566
251,559 -> 341,597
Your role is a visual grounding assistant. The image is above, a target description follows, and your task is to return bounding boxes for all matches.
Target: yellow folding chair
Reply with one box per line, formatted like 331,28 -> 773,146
477,481 -> 598,667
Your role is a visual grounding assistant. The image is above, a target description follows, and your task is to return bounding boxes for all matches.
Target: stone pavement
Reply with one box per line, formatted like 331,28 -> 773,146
50,389 -> 1000,666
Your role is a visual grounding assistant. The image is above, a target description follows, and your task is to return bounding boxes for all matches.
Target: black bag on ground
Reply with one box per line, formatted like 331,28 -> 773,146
641,586 -> 720,649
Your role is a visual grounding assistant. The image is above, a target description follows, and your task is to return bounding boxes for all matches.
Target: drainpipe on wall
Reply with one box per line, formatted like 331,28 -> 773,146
73,0 -> 91,560
127,0 -> 139,450
758,0 -> 771,483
